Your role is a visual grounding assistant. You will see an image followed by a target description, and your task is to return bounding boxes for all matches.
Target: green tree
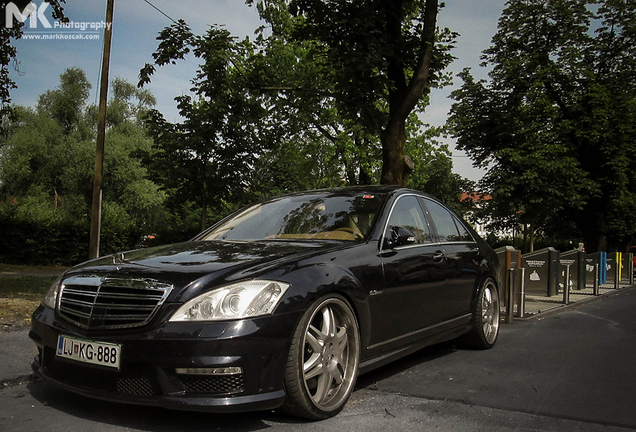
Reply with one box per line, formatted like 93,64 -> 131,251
141,25 -> 267,231
282,0 -> 457,186
107,77 -> 156,127
406,123 -> 472,214
449,0 -> 636,252
141,1 -> 458,201
251,2 -> 384,186
0,70 -> 167,264
140,17 -> 379,199
37,67 -> 91,134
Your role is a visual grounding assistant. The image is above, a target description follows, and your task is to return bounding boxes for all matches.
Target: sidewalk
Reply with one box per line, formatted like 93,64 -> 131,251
515,282 -> 635,319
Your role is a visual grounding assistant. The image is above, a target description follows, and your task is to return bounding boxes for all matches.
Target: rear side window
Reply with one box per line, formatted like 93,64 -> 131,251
423,199 -> 462,242
453,216 -> 474,242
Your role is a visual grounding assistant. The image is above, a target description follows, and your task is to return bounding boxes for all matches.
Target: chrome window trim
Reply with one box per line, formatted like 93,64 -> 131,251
379,193 -> 478,254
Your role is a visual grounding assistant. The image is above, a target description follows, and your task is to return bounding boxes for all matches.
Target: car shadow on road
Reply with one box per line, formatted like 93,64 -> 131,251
25,341 -> 459,430
355,340 -> 458,390
26,378 -> 301,431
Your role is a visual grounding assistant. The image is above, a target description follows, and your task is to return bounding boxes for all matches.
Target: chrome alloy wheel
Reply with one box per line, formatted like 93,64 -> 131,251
301,297 -> 360,412
481,281 -> 500,345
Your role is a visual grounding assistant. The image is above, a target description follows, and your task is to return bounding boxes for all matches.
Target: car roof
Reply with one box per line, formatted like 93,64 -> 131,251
270,185 -> 423,199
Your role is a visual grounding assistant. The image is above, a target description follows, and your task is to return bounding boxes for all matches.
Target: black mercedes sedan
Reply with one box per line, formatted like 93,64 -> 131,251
30,186 -> 500,420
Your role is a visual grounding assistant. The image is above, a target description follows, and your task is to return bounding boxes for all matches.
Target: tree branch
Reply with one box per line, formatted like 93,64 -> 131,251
393,0 -> 438,122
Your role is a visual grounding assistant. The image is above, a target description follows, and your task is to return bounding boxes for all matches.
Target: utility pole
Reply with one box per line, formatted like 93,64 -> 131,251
89,0 -> 114,260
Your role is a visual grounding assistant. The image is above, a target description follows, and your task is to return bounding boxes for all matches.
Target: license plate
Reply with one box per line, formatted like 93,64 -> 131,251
56,335 -> 121,369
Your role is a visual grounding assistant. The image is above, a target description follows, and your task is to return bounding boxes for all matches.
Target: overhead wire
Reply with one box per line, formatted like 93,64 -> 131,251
141,0 -> 178,24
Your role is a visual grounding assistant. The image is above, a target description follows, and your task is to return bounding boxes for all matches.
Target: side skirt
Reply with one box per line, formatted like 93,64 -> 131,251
359,314 -> 472,375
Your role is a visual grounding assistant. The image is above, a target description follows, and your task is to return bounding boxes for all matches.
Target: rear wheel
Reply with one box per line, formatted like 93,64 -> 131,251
461,278 -> 500,349
281,295 -> 360,420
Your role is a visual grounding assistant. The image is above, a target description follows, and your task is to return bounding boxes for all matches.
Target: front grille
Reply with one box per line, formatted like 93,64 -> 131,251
180,375 -> 245,395
116,375 -> 157,396
57,275 -> 173,330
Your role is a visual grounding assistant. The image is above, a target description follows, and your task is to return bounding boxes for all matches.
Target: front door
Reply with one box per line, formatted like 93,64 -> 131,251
369,195 -> 449,347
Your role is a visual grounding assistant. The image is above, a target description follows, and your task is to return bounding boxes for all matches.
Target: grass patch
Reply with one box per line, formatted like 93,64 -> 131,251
0,276 -> 57,300
0,263 -> 67,274
0,276 -> 57,330
0,298 -> 41,329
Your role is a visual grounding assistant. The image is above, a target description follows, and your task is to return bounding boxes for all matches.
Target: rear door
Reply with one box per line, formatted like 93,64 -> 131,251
421,198 -> 480,320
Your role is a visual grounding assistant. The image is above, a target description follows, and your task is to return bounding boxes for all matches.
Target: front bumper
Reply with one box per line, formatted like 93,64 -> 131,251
29,305 -> 301,413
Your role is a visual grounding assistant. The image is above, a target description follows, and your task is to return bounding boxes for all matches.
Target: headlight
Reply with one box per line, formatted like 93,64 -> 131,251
169,280 -> 290,322
42,274 -> 65,309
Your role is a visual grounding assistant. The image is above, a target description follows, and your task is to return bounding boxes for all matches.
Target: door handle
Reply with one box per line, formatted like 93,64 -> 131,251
433,251 -> 445,262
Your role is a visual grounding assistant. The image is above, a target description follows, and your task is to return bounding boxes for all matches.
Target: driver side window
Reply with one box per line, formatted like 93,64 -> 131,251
386,196 -> 431,245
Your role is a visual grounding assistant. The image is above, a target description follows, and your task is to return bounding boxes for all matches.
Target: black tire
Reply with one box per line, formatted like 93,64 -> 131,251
281,294 -> 360,420
460,278 -> 500,349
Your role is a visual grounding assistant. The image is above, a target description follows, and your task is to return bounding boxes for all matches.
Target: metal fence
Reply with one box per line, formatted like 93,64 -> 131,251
495,247 -> 635,321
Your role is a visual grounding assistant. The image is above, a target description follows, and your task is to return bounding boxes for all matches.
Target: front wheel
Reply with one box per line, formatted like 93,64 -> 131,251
281,295 -> 360,420
460,278 -> 500,349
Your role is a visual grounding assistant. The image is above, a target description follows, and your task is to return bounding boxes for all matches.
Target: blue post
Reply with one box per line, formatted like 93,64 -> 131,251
599,252 -> 607,285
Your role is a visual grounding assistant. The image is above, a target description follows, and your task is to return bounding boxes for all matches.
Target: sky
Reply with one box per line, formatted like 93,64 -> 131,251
8,0 -> 508,182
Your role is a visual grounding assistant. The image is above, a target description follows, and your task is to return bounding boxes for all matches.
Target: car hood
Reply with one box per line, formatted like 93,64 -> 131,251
66,240 -> 346,296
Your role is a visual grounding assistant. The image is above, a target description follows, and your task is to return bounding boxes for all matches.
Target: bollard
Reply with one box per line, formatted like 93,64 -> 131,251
506,268 -> 515,323
630,253 -> 634,286
563,264 -> 570,305
593,263 -> 600,296
518,268 -> 526,318
615,255 -> 620,290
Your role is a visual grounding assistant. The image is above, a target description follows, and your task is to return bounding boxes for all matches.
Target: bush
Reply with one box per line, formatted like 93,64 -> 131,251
0,208 -> 89,266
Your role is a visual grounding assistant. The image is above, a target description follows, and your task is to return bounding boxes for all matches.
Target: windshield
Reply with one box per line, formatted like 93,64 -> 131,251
201,191 -> 386,242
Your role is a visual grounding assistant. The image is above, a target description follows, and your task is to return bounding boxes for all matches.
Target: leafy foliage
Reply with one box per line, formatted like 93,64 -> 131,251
284,0 -> 457,185
0,69 -> 167,264
449,0 -> 636,251
2,2 -> 472,265
406,122 -> 473,215
140,0 -> 459,195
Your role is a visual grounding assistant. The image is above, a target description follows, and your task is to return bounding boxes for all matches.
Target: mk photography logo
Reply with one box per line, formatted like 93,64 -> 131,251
5,1 -> 109,41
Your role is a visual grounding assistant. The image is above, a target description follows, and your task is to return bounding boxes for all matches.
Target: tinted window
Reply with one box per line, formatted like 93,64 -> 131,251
453,216 -> 475,242
386,196 -> 430,244
424,199 -> 461,242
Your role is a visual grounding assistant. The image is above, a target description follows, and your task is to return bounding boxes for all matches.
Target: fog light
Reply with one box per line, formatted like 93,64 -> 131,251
175,367 -> 242,376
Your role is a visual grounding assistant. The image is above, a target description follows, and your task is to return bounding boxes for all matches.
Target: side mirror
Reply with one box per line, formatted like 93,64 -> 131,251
384,226 -> 417,249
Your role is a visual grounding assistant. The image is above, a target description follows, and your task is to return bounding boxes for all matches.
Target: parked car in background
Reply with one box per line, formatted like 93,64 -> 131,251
30,186 -> 500,420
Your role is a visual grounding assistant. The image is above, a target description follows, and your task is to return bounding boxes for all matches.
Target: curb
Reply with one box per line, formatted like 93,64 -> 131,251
513,284 -> 636,321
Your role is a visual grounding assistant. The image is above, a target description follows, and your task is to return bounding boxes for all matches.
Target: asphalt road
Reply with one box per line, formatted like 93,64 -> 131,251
1,287 -> 635,432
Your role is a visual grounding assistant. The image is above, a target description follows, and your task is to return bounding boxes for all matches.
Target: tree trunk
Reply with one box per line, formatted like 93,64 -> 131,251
380,120 -> 413,186
582,234 -> 606,254
359,161 -> 372,185
529,220 -> 536,253
200,179 -> 207,232
378,0 -> 438,186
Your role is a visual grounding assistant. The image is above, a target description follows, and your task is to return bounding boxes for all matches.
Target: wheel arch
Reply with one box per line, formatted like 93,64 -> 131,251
273,263 -> 372,362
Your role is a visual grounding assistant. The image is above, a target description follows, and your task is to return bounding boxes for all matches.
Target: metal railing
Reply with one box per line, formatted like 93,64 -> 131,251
496,248 -> 634,322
